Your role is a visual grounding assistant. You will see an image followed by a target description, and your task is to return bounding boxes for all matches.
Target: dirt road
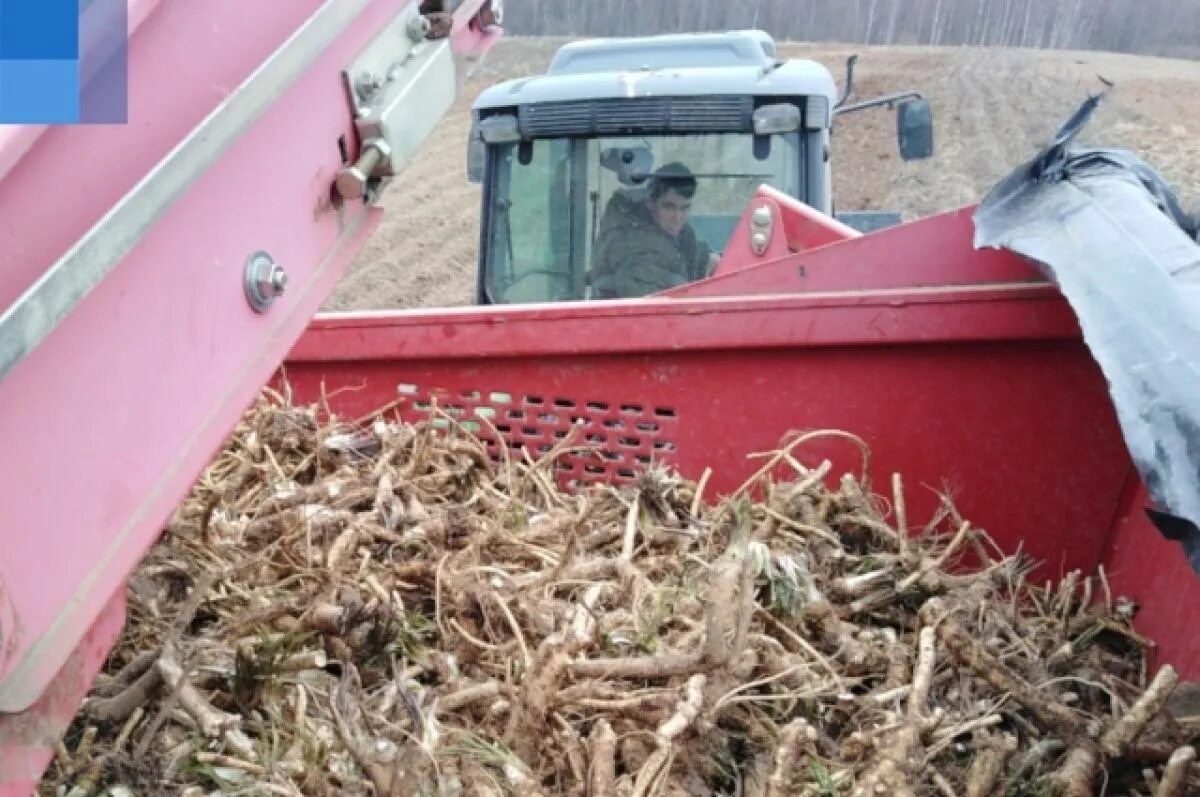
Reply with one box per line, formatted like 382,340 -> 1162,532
322,39 -> 1200,312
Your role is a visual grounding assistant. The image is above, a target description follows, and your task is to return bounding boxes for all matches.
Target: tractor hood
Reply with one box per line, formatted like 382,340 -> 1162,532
472,59 -> 838,114
472,31 -> 836,123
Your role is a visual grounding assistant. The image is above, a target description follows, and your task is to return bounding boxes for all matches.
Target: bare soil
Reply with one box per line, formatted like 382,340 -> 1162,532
322,39 -> 1200,312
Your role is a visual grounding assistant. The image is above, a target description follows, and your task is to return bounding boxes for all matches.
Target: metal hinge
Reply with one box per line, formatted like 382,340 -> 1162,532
0,0 -> 374,389
334,3 -> 461,201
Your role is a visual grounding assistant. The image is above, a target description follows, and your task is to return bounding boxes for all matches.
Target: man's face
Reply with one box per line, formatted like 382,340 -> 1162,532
647,187 -> 692,238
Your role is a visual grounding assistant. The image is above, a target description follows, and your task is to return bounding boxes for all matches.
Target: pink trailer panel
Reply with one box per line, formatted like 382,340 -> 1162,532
0,1 -> 502,791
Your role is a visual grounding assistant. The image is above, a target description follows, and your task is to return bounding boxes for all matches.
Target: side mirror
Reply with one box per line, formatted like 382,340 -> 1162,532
467,114 -> 521,183
467,128 -> 485,183
897,98 -> 934,161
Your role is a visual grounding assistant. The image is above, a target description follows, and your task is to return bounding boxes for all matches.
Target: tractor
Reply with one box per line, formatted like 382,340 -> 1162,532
465,31 -> 933,303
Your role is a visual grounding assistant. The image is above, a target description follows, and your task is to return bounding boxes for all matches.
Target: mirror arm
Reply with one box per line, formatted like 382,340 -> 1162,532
833,54 -> 859,110
834,90 -> 924,117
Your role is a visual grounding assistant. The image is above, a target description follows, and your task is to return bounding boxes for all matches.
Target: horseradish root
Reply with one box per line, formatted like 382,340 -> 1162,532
42,391 -> 1196,796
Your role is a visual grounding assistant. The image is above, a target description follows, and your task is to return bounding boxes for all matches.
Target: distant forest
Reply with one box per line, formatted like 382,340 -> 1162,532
504,0 -> 1200,59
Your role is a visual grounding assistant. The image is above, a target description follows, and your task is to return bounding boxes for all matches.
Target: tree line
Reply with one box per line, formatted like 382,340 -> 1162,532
503,0 -> 1200,59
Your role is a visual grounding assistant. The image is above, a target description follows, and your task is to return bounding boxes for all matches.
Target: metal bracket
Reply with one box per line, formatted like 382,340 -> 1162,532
478,0 -> 503,29
0,0 -> 373,387
750,205 -> 773,256
243,251 -> 287,313
835,90 -> 925,116
335,3 -> 459,200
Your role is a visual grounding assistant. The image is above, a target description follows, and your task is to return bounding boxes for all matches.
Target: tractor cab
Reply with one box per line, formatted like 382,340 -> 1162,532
467,31 -> 933,304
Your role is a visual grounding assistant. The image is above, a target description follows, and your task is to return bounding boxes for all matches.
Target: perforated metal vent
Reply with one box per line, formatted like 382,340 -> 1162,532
518,96 -> 753,138
395,382 -> 680,487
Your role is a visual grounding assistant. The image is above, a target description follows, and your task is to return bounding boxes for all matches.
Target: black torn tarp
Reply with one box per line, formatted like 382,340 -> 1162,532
974,88 -> 1200,575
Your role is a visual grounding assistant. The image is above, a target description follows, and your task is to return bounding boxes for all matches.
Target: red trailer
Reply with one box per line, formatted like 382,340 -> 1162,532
282,193 -> 1198,687
0,2 -> 1197,792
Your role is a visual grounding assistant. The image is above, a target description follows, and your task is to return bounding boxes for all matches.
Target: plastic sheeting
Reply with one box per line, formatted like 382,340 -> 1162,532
974,89 -> 1200,574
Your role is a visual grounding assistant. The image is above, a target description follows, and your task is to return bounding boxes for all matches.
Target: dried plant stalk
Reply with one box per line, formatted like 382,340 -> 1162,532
42,391 -> 1195,797
1156,746 -> 1197,797
1101,665 -> 1180,756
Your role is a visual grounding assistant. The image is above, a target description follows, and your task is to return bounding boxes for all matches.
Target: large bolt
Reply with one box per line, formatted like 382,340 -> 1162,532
355,71 -> 384,104
267,265 -> 288,294
335,139 -> 392,201
244,252 -> 287,313
751,205 -> 772,228
407,14 -> 431,43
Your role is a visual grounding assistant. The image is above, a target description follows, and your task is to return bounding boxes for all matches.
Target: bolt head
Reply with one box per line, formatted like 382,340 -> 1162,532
751,231 -> 769,250
244,252 -> 286,312
407,15 -> 431,42
254,264 -> 287,300
269,266 -> 288,294
356,72 -> 383,103
751,206 -> 772,227
335,166 -> 369,200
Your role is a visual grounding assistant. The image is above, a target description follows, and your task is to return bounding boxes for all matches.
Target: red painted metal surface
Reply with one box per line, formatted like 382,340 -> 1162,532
0,0 -> 502,731
0,0 -> 164,186
0,0 -> 388,716
0,0 -> 329,311
0,590 -> 126,797
2,14 -> 1194,795
709,186 -> 860,279
671,201 -> 1046,299
773,189 -> 861,249
296,284 -> 1078,359
285,285 -> 1199,677
0,0 -> 495,312
1102,480 -> 1200,679
285,287 -> 1130,583
1,0 -> 503,789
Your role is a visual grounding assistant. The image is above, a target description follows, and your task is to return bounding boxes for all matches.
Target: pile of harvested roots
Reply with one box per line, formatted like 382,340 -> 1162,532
43,390 -> 1199,796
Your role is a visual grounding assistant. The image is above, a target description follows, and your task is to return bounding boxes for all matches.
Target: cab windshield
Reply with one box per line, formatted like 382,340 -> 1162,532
482,132 -> 803,304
